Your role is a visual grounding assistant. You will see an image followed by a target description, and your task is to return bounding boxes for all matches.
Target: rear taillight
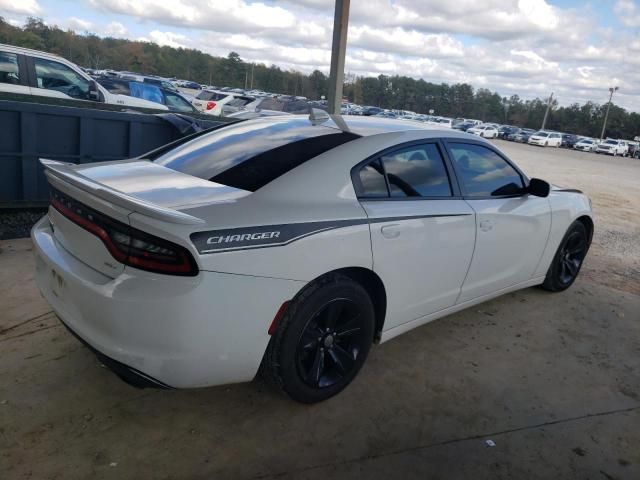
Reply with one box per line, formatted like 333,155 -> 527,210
206,101 -> 216,110
50,189 -> 198,276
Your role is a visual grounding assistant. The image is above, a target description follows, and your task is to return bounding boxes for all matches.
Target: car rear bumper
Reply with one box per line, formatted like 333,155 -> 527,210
32,216 -> 305,388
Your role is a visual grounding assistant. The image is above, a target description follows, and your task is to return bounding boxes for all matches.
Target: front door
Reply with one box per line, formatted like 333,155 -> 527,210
354,141 -> 476,330
445,141 -> 551,303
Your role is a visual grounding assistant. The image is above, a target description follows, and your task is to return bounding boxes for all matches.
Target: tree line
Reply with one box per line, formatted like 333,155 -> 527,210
1,17 -> 638,139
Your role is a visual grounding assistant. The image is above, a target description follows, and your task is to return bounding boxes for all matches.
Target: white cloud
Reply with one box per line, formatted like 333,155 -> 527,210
0,0 -> 41,15
615,0 -> 640,27
67,17 -> 93,31
148,30 -> 190,48
105,21 -> 128,37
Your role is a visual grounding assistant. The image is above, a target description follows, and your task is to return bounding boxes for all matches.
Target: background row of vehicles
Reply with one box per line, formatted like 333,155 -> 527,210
2,44 -> 638,157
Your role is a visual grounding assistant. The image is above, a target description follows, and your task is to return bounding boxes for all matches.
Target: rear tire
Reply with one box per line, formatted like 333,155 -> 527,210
542,221 -> 589,292
262,274 -> 375,403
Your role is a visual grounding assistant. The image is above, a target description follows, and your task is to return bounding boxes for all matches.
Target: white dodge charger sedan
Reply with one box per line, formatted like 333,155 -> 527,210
32,114 -> 593,403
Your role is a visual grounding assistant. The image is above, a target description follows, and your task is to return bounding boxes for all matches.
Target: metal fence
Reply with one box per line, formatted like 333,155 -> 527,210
0,99 -> 224,207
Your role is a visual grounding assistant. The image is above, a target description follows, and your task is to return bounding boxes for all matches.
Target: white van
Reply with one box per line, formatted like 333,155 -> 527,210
0,44 -> 167,110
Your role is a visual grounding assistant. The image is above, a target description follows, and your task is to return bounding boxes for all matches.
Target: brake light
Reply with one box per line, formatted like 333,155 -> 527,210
50,189 -> 198,276
206,101 -> 216,110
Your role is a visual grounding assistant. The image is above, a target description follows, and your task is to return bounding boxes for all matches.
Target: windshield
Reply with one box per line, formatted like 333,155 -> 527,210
603,140 -> 617,145
534,131 -> 548,137
581,139 -> 593,144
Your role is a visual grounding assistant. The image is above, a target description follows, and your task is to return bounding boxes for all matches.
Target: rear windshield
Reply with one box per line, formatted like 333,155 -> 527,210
196,90 -> 226,101
154,117 -> 360,191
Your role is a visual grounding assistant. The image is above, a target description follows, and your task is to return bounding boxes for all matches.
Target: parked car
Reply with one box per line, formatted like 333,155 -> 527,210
528,131 -> 562,147
595,139 -> 628,156
191,90 -> 254,116
561,134 -> 581,148
115,73 -> 179,92
361,106 -> 383,116
509,128 -> 536,143
33,115 -> 592,403
452,122 -> 476,132
97,78 -> 196,113
498,126 -> 520,139
227,96 -> 311,119
454,118 -> 482,127
467,125 -> 499,138
0,44 -> 167,110
573,138 -> 598,152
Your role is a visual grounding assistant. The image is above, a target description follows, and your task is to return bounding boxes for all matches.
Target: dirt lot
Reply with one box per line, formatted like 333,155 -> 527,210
1,141 -> 639,479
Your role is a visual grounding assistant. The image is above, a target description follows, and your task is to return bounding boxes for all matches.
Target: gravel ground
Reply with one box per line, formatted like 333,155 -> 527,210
0,210 -> 47,241
1,140 -> 639,479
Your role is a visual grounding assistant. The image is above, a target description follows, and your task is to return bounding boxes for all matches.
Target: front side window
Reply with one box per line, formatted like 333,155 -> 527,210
380,144 -> 451,197
449,143 -> 524,197
0,52 -> 21,85
33,57 -> 91,100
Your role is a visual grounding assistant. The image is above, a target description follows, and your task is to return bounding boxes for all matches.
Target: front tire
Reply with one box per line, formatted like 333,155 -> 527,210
542,221 -> 589,292
263,274 -> 375,403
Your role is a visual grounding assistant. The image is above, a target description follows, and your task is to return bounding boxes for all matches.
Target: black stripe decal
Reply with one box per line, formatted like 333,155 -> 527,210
190,214 -> 471,254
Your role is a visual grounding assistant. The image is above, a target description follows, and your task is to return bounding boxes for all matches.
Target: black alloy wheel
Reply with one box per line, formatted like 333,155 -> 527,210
295,298 -> 365,389
262,274 -> 375,403
542,221 -> 590,292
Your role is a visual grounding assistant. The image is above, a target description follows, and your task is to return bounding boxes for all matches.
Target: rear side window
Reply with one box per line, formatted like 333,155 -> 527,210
358,159 -> 388,197
129,82 -> 163,104
449,143 -> 523,197
356,143 -> 452,198
164,92 -> 194,112
381,144 -> 451,197
0,52 -> 21,85
155,117 -> 360,191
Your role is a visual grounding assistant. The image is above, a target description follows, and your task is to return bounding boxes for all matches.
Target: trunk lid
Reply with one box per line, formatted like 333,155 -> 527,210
42,158 -> 250,277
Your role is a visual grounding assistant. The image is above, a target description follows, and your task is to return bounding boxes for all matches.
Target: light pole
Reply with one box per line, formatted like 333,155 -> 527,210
600,86 -> 619,141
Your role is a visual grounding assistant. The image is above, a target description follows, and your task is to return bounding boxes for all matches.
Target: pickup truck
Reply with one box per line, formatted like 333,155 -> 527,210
0,43 -> 167,110
595,139 -> 628,156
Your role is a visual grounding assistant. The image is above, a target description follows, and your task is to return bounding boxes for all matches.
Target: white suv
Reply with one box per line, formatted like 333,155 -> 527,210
595,139 -> 628,156
0,44 -> 167,110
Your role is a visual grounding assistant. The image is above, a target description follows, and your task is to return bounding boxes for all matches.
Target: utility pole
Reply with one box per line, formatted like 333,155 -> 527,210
244,70 -> 248,90
541,92 -> 553,130
250,63 -> 254,89
600,86 -> 619,141
327,0 -> 350,114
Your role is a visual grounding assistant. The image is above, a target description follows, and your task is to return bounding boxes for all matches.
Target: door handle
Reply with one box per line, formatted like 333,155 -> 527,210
381,224 -> 401,239
479,220 -> 493,232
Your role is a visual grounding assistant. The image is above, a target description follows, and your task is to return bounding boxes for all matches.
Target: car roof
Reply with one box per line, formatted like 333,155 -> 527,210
302,114 -> 468,138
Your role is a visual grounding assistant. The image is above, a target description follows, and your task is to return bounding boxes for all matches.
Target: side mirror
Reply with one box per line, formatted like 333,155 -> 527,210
528,178 -> 550,197
88,80 -> 101,102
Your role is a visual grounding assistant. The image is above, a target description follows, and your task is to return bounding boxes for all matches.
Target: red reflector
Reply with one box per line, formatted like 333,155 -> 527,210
206,101 -> 216,110
268,301 -> 290,335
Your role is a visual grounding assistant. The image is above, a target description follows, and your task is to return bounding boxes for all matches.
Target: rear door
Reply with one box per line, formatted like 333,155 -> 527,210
444,141 -> 551,302
0,51 -> 31,96
354,141 -> 476,329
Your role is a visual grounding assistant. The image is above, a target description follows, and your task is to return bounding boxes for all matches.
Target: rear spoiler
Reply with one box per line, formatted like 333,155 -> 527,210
40,158 -> 205,225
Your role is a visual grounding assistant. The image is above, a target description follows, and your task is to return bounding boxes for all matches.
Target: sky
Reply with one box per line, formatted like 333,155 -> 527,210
1,0 -> 639,112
